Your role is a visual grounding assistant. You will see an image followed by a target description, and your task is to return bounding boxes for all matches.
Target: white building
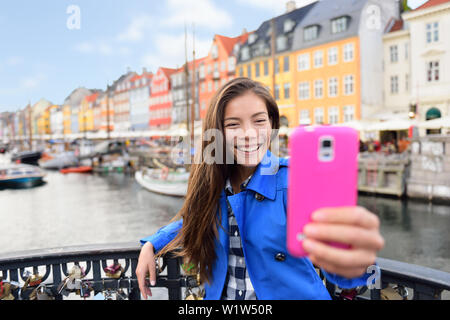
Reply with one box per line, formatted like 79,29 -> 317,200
383,18 -> 411,118
403,0 -> 450,122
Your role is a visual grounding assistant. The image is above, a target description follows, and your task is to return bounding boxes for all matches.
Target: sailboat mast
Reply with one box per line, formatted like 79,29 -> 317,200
184,23 -> 190,136
190,23 -> 196,162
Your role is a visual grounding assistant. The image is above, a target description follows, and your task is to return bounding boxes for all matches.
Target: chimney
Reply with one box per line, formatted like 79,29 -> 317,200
142,67 -> 147,75
286,0 -> 296,13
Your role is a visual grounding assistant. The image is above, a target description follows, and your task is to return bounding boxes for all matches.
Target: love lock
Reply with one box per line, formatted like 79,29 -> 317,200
104,263 -> 124,279
0,279 -> 18,300
35,284 -> 55,300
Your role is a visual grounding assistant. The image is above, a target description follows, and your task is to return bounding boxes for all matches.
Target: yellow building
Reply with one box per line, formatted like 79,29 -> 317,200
237,0 -> 400,130
239,54 -> 296,127
63,105 -> 72,134
79,93 -> 98,132
293,36 -> 361,126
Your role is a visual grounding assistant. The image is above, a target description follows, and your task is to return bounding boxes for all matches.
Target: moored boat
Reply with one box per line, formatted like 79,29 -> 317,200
11,151 -> 42,166
135,167 -> 188,197
0,164 -> 46,189
59,166 -> 93,174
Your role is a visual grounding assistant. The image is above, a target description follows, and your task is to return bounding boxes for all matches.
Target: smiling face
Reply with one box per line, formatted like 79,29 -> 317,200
223,91 -> 273,168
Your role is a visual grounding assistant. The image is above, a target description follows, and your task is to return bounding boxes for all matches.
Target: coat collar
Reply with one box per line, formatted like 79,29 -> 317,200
219,150 -> 286,201
244,150 -> 283,201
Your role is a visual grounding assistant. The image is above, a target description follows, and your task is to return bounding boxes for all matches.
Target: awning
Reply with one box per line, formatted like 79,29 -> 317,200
418,116 -> 450,129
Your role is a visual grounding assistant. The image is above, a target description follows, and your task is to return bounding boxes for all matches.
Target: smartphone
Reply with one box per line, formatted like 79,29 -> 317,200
287,125 -> 358,257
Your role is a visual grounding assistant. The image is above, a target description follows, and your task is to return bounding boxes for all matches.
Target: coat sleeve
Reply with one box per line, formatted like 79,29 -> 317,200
139,219 -> 183,253
320,263 -> 380,289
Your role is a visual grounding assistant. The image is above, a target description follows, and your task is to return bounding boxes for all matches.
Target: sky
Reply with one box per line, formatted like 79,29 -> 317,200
0,0 -> 428,113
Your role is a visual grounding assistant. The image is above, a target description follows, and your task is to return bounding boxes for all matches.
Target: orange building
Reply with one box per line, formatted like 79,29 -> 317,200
198,32 -> 249,119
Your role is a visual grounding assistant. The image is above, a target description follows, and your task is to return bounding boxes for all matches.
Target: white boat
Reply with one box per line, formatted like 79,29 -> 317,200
135,168 -> 188,197
38,152 -> 79,170
0,164 -> 46,188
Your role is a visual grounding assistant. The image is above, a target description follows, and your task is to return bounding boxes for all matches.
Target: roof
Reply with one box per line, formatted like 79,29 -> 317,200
237,1 -> 317,62
216,33 -> 250,56
385,18 -> 405,33
160,67 -> 177,78
414,0 -> 450,11
292,0 -> 370,51
85,92 -> 100,102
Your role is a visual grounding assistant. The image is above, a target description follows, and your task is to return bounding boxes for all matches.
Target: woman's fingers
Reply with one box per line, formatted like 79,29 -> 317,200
303,238 -> 377,269
312,206 -> 380,230
303,223 -> 385,251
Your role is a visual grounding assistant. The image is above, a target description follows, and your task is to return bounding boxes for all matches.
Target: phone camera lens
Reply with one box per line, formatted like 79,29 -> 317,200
322,140 -> 332,148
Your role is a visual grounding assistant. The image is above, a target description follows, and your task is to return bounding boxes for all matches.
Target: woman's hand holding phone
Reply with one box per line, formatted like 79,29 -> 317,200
302,206 -> 385,279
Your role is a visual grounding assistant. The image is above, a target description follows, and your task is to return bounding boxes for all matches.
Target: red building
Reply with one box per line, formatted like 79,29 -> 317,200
149,67 -> 177,129
198,32 -> 250,119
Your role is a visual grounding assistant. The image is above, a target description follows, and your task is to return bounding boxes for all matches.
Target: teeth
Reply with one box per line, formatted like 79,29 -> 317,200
237,145 -> 259,152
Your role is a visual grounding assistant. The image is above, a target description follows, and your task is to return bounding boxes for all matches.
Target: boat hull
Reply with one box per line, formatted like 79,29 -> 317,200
135,170 -> 187,197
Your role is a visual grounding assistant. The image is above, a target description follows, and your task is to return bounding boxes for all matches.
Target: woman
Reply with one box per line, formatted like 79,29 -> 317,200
136,78 -> 384,300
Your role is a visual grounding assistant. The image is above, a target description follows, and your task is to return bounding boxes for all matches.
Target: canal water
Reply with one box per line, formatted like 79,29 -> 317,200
1,169 -> 450,276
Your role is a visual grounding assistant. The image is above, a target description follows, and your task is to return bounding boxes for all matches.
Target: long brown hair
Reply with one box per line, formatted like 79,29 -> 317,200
156,77 -> 280,283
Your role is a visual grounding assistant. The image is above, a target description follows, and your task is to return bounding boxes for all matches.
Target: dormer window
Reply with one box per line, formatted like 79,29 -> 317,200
276,35 -> 288,51
233,43 -> 240,55
304,25 -> 319,41
266,26 -> 272,37
284,19 -> 295,33
241,46 -> 250,61
331,16 -> 349,34
211,44 -> 219,59
248,33 -> 257,44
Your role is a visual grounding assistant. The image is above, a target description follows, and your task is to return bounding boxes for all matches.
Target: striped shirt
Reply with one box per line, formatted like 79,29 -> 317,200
221,175 -> 257,300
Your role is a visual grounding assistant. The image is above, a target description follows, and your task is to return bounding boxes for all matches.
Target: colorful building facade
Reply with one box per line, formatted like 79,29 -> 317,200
149,67 -> 176,129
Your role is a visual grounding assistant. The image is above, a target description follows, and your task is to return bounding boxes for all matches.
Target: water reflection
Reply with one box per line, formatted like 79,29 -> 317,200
358,194 -> 450,273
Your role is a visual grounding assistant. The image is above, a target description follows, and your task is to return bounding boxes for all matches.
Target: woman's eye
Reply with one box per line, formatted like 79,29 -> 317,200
255,119 -> 267,123
225,123 -> 239,128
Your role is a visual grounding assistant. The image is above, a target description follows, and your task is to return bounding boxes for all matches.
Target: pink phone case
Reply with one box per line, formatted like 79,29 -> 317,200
287,125 -> 358,257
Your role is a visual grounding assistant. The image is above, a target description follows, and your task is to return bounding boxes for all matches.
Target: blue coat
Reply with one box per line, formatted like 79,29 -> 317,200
140,151 -> 371,299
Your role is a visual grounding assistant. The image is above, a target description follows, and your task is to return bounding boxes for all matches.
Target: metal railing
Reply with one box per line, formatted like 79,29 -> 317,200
1,242 -> 449,300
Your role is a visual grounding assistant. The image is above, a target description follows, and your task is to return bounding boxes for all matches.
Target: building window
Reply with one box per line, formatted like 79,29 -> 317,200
255,62 -> 260,77
298,82 -> 310,100
344,75 -> 354,95
221,60 -> 226,72
390,45 -> 398,63
228,57 -> 236,71
304,25 -> 319,41
299,109 -> 311,125
208,81 -> 212,92
314,107 -> 324,124
405,74 -> 409,92
314,80 -> 323,99
328,77 -> 338,97
328,106 -> 339,124
343,43 -> 354,62
328,47 -> 338,65
247,64 -> 252,78
239,67 -> 244,77
405,42 -> 409,60
343,105 -> 355,122
283,56 -> 289,72
297,53 -> 310,71
275,59 -> 280,74
390,75 -> 399,94
241,46 -> 250,61
264,60 -> 269,76
426,22 -> 439,43
427,61 -> 439,82
214,80 -> 219,91
274,85 -> 280,100
314,50 -> 323,68
284,83 -> 290,99
331,17 -> 348,34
